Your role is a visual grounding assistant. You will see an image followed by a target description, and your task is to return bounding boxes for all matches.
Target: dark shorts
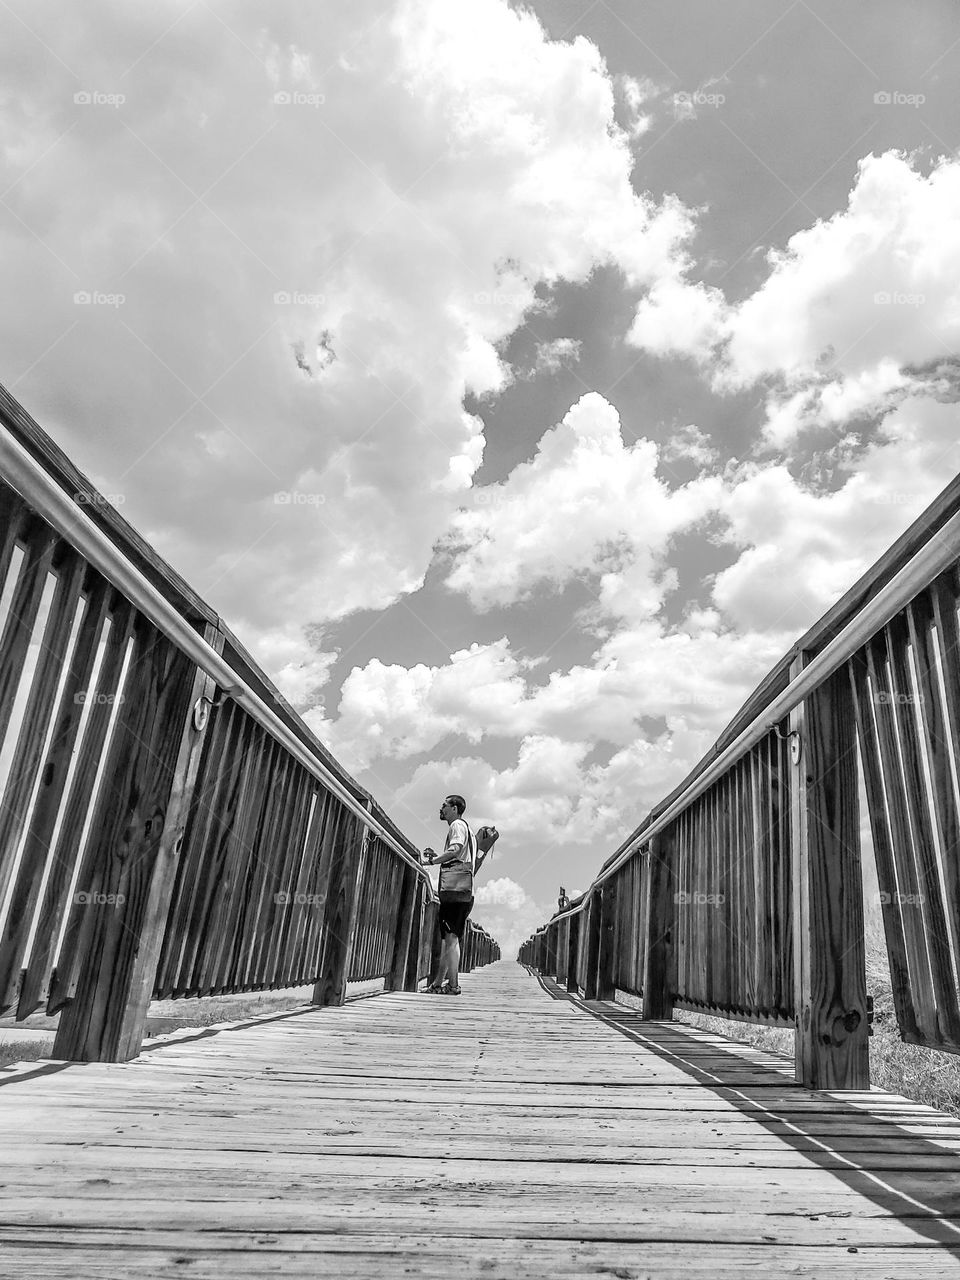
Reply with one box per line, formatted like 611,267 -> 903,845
438,895 -> 474,941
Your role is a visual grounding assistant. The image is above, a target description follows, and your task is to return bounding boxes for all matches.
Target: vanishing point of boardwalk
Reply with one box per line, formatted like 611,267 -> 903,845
4,962 -> 960,1278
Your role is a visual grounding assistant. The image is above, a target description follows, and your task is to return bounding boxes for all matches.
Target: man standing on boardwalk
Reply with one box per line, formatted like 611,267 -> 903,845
423,795 -> 489,995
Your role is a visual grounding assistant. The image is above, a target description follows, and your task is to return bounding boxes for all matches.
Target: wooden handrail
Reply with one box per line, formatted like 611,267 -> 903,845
0,406 -> 424,876
521,468 -> 960,1090
0,383 -> 500,1061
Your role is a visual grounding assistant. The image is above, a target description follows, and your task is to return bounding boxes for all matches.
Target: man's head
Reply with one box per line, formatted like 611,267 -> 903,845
440,794 -> 466,820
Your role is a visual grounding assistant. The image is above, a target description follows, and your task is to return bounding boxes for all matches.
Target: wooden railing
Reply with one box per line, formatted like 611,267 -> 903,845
0,384 -> 499,1061
521,469 -> 960,1090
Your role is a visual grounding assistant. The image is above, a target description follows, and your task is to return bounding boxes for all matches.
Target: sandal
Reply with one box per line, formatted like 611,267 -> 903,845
440,985 -> 461,995
425,982 -> 444,993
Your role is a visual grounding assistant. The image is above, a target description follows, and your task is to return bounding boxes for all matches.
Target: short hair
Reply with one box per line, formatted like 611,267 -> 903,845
446,794 -> 466,816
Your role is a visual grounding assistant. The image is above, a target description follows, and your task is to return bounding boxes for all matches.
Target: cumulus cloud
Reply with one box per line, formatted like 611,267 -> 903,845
531,337 -> 582,376
0,0 -> 695,695
626,152 -> 960,460
473,877 -> 552,959
627,277 -> 726,363
721,152 -> 960,392
444,393 -> 721,612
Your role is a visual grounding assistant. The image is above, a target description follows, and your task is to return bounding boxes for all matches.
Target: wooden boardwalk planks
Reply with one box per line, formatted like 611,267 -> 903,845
3,964 -> 960,1277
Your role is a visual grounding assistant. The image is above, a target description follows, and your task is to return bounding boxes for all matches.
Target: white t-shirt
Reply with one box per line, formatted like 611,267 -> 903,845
444,818 -> 473,866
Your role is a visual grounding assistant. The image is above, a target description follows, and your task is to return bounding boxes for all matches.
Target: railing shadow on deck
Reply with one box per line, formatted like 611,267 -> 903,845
536,972 -> 960,1257
0,383 -> 501,1065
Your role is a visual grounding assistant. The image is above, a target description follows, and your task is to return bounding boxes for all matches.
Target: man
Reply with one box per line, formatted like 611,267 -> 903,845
422,794 -> 490,995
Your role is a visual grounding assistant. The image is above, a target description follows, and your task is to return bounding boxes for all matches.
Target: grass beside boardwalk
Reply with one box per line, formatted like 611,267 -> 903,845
0,1039 -> 55,1069
674,944 -> 960,1119
0,988 -> 316,1069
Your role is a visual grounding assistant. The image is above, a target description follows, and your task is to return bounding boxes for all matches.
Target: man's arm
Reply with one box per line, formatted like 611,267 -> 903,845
424,831 -> 465,865
431,842 -> 464,865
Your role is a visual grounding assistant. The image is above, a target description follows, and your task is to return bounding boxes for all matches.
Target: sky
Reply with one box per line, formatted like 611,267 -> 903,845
1,0 -> 959,957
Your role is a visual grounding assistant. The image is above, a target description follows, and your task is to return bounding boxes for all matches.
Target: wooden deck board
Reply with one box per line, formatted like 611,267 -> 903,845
3,962 -> 960,1276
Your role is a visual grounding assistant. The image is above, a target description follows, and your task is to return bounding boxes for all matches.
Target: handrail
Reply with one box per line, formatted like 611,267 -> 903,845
592,504 -> 960,888
522,467 -> 960,1087
0,420 -> 427,882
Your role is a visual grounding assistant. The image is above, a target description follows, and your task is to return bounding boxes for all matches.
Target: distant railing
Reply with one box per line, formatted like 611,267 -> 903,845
0,384 -> 499,1061
521,470 -> 960,1090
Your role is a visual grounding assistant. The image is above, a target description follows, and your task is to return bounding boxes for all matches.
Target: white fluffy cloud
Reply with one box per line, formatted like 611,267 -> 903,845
0,0 -> 695,704
444,393 -> 721,612
722,152 -> 960,392
473,877 -> 552,960
626,151 -> 960,451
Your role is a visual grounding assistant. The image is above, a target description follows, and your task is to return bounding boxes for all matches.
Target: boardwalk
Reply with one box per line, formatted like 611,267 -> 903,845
3,965 -> 960,1277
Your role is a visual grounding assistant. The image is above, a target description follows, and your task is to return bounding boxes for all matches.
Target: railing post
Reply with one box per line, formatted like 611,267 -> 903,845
312,801 -> 369,1008
790,655 -> 869,1090
565,910 -> 581,994
641,831 -> 675,1020
384,862 -> 418,993
53,621 -> 224,1062
402,876 -> 425,991
547,922 -> 559,978
428,900 -> 443,985
556,918 -> 569,986
596,878 -> 619,1001
582,891 -> 603,999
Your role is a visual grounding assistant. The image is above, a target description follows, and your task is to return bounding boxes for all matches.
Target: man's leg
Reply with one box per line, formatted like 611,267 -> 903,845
439,931 -> 457,986
447,934 -> 461,989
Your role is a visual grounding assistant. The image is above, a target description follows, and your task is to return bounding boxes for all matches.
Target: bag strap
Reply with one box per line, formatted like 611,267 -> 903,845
462,820 -> 476,874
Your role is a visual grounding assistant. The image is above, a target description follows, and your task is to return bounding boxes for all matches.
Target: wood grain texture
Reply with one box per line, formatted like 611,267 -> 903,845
641,831 -> 675,1020
5,963 -> 960,1276
790,658 -> 869,1091
51,618 -> 203,1061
